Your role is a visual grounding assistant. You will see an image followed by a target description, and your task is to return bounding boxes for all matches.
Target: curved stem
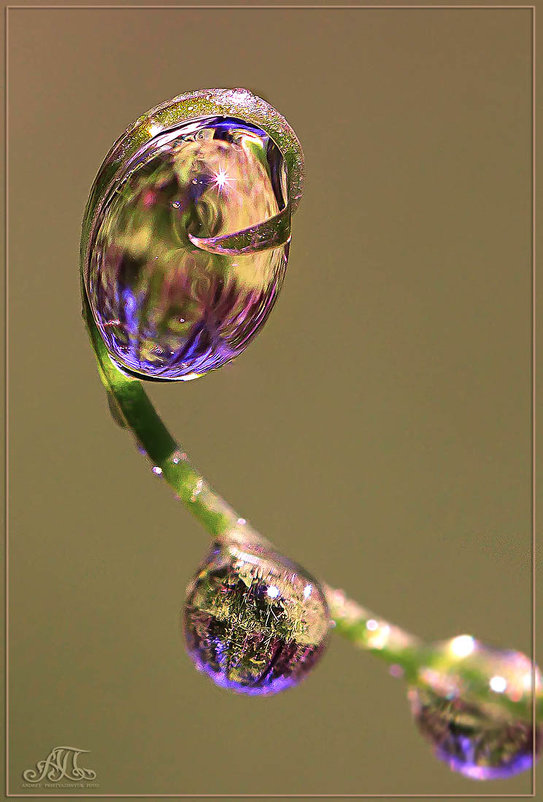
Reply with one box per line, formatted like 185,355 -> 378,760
83,296 -> 540,725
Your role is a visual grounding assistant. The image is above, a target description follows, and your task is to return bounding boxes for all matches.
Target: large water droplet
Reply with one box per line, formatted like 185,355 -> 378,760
183,540 -> 330,695
85,115 -> 291,381
409,639 -> 541,780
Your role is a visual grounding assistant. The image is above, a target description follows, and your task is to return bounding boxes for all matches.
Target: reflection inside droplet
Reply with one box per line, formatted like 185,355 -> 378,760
183,540 -> 330,695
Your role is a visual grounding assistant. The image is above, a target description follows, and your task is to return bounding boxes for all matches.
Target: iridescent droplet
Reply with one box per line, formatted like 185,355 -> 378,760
85,109 -> 294,381
183,540 -> 330,695
409,685 -> 539,780
409,640 -> 541,780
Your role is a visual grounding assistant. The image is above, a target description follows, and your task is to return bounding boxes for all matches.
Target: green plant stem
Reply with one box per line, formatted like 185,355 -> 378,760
83,297 -> 540,725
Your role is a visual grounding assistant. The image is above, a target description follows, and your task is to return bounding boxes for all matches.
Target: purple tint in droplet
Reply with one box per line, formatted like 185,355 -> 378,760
408,685 -> 540,780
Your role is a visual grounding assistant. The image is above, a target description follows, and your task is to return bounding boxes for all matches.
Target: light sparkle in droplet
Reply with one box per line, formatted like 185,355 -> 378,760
490,675 -> 507,694
211,167 -> 235,193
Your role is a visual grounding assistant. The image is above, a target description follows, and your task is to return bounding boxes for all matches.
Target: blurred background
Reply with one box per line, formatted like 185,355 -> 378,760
6,2 -> 535,796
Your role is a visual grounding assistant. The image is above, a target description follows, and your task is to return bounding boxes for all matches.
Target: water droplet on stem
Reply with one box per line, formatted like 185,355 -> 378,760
409,684 -> 539,780
183,540 -> 330,695
409,639 -> 541,779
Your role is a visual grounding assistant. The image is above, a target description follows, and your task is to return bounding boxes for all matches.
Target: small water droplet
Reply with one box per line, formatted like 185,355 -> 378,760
190,478 -> 204,502
152,466 -> 163,476
409,683 -> 540,780
183,540 -> 330,695
236,517 -> 246,526
169,449 -> 187,465
409,641 -> 542,779
366,621 -> 390,650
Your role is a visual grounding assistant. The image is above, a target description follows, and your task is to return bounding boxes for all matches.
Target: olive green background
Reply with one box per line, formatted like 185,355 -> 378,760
5,1 -> 537,798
